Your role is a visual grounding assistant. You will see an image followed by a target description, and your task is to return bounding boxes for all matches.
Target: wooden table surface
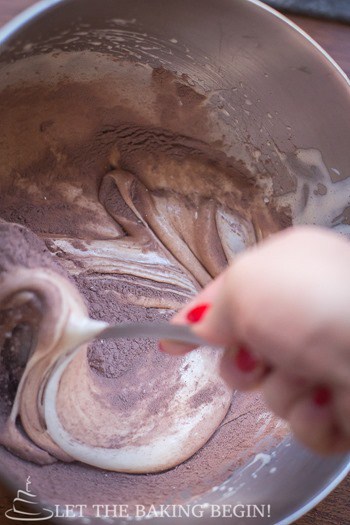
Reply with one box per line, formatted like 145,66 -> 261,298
0,2 -> 349,524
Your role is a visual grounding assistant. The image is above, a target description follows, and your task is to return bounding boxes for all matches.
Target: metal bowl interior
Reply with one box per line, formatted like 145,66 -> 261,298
0,1 -> 349,524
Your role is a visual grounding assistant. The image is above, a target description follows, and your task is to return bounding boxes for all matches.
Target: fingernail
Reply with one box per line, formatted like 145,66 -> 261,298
186,303 -> 211,324
235,345 -> 258,373
158,342 -> 165,353
313,386 -> 332,407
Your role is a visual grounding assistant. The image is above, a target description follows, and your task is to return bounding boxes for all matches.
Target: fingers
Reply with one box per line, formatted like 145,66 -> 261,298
218,352 -> 350,453
219,346 -> 268,391
262,372 -> 310,419
262,372 -> 338,453
288,390 -> 342,454
263,371 -> 350,454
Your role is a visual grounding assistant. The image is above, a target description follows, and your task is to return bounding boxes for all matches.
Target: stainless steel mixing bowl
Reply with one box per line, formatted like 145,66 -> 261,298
0,1 -> 349,524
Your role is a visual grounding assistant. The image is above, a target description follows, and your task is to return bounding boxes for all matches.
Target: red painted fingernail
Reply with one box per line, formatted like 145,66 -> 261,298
186,303 -> 211,324
158,342 -> 165,353
313,386 -> 332,407
235,345 -> 258,373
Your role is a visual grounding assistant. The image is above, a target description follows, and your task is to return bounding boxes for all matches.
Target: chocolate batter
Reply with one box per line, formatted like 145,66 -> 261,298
0,52 -> 288,514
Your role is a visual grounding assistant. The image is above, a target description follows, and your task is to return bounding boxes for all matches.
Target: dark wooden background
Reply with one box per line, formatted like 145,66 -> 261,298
0,1 -> 349,524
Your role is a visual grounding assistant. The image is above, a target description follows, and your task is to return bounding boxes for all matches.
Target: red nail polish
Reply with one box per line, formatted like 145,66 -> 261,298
158,342 -> 165,353
235,345 -> 258,373
313,386 -> 332,407
186,303 -> 210,324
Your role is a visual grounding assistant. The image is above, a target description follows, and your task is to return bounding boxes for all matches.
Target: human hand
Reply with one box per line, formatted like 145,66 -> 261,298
160,226 -> 350,454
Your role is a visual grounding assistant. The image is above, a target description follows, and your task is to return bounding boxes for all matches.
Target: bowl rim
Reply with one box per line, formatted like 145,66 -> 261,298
0,0 -> 349,87
275,459 -> 350,525
249,0 -> 349,85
